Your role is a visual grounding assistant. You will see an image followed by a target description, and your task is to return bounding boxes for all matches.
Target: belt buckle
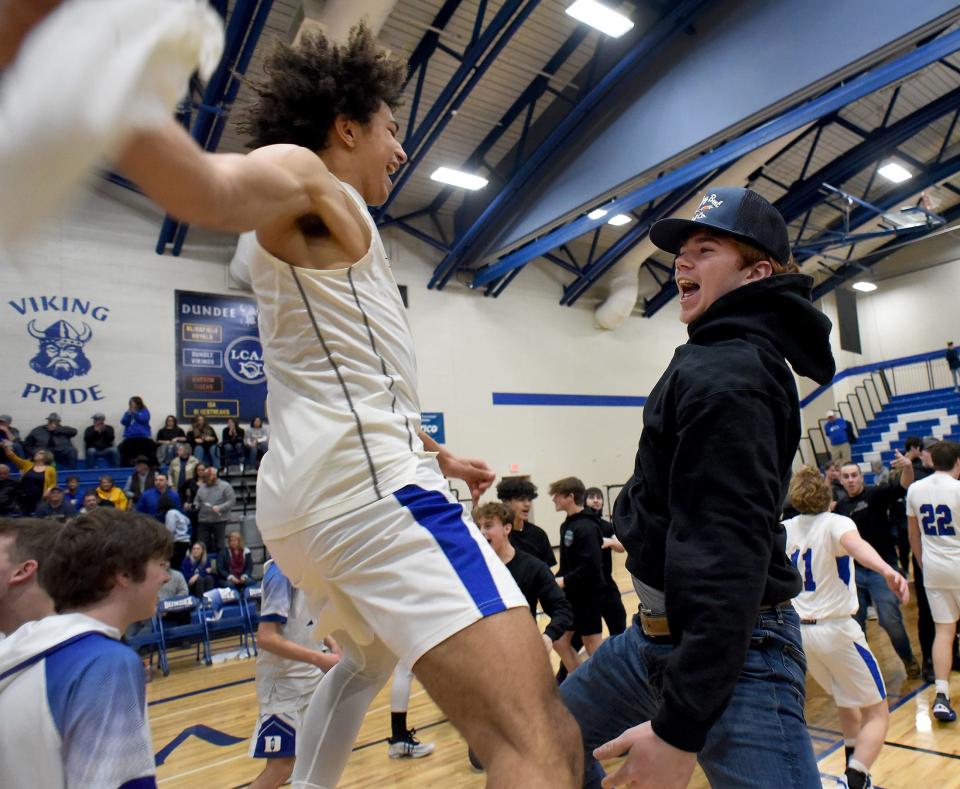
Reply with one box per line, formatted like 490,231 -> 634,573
639,606 -> 671,639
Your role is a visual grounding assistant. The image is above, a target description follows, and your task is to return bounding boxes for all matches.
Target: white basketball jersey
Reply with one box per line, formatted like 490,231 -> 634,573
906,472 -> 960,590
256,561 -> 325,713
247,176 -> 427,538
783,512 -> 858,620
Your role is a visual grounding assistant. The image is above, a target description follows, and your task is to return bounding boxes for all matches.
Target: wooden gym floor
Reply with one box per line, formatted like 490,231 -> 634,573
150,552 -> 960,788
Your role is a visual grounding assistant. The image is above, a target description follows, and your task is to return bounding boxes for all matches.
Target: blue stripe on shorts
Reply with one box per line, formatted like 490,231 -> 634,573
394,485 -> 507,617
854,641 -> 886,700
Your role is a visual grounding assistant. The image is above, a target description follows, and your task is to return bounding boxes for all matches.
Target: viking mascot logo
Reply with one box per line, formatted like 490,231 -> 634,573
27,319 -> 93,381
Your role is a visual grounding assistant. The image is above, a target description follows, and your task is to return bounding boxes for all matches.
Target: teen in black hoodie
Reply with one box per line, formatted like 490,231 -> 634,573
559,188 -> 835,789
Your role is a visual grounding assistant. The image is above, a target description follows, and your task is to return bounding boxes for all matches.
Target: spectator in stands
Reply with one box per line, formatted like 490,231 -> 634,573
24,412 -> 78,469
245,416 -> 269,470
155,495 -> 191,576
181,462 -> 208,541
124,456 -> 155,506
1,444 -> 56,516
195,467 -> 235,553
169,443 -> 199,495
155,415 -> 186,466
825,460 -> 846,503
79,492 -> 102,514
94,475 -> 128,511
0,414 -> 24,458
496,478 -> 555,568
126,568 -> 189,642
946,341 -> 960,392
136,472 -> 181,521
217,530 -> 252,592
83,412 -> 120,468
0,465 -> 19,516
870,460 -> 890,487
182,542 -> 216,596
187,414 -> 220,469
0,517 -> 59,635
835,457 -> 921,678
35,487 -> 76,522
825,411 -> 852,462
119,397 -> 155,466
220,417 -> 245,470
63,476 -> 81,510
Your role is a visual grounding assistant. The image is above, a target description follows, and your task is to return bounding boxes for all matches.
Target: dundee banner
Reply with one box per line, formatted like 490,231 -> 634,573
175,291 -> 265,421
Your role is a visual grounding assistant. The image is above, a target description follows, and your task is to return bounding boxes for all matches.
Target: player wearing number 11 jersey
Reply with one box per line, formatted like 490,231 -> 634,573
906,440 -> 960,723
784,467 -> 909,789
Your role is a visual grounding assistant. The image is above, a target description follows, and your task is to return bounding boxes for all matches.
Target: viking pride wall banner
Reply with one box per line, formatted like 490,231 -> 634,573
8,295 -> 108,405
175,291 -> 265,421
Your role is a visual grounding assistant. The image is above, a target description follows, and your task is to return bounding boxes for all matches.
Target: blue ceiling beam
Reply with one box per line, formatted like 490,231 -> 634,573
775,86 -> 960,223
430,0 -> 708,290
374,0 -> 538,221
559,178 -> 716,306
471,27 -> 960,289
417,26 -> 592,219
156,0 -> 272,255
808,152 -> 960,299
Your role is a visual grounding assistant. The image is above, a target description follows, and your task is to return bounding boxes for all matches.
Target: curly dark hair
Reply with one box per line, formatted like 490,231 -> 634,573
239,23 -> 406,151
496,478 -> 538,501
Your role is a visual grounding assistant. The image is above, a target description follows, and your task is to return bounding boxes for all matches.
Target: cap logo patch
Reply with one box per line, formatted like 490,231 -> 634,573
692,192 -> 723,220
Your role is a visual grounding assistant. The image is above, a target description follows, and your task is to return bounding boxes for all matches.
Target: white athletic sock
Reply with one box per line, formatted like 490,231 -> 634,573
844,738 -> 857,748
935,679 -> 950,697
847,757 -> 869,776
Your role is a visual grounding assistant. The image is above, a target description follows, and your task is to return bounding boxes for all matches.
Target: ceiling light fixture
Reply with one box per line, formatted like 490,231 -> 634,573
877,161 -> 912,184
565,0 -> 634,38
587,208 -> 609,220
852,281 -> 878,293
607,214 -> 632,226
430,167 -> 489,190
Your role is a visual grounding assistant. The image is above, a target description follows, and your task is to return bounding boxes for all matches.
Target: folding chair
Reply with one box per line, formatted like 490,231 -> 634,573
124,616 -> 163,674
202,587 -> 253,658
242,583 -> 262,655
156,595 -> 211,673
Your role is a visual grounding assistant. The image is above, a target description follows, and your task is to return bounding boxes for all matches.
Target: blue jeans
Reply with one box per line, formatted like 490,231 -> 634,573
560,609 -> 818,788
85,446 -> 120,468
193,444 -> 220,469
854,564 -> 914,662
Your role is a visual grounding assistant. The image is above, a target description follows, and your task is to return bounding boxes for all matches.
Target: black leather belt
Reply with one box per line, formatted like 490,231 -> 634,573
800,618 -> 817,625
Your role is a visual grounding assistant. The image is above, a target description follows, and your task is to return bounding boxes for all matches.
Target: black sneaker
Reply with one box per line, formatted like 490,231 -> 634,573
933,693 -> 957,722
904,657 -> 922,679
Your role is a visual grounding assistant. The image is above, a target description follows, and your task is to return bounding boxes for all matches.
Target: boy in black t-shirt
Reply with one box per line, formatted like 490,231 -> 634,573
496,478 -> 556,568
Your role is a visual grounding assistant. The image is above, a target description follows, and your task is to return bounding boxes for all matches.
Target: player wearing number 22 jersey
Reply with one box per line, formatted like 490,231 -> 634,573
906,447 -> 960,724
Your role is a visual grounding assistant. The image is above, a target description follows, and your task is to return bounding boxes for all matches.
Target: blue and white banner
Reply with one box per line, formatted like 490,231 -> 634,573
175,290 -> 265,420
421,411 -> 445,444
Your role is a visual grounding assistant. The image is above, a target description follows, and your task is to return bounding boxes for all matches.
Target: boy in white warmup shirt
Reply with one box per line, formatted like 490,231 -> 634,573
783,467 -> 909,789
907,440 -> 960,723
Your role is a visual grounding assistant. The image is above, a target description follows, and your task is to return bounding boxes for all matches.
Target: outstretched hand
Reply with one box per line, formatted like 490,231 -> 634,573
593,722 -> 696,789
889,449 -> 910,470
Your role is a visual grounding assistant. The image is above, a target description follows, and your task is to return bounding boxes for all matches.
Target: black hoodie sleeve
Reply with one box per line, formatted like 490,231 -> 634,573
535,562 -> 574,640
653,389 -> 790,753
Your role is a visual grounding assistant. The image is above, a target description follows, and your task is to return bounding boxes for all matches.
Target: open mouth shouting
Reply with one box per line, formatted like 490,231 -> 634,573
676,277 -> 700,302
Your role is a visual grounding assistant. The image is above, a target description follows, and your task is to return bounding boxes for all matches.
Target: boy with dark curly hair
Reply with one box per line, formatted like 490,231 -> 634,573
224,25 -> 580,788
497,477 -> 556,567
0,509 -> 170,788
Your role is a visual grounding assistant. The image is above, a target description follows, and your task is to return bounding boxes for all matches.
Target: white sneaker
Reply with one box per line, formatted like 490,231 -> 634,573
387,730 -> 435,759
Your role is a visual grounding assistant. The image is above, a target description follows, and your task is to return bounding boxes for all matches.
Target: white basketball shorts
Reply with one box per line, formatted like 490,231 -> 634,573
249,705 -> 307,759
801,617 -> 886,708
265,457 -> 527,668
925,587 -> 960,624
